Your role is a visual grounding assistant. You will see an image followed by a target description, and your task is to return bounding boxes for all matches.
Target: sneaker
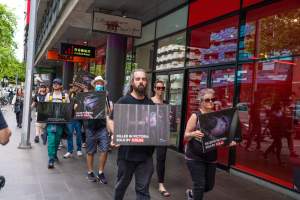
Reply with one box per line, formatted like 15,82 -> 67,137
63,152 -> 73,159
86,172 -> 97,182
82,143 -> 87,148
48,159 -> 54,169
186,189 -> 193,200
34,136 -> 39,143
97,173 -> 108,184
77,151 -> 83,157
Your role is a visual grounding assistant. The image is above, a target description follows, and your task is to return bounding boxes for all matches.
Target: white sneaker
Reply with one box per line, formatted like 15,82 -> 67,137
77,151 -> 83,157
63,152 -> 73,159
82,143 -> 87,148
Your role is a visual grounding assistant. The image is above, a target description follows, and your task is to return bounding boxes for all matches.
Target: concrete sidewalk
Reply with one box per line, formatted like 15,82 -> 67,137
0,107 -> 296,200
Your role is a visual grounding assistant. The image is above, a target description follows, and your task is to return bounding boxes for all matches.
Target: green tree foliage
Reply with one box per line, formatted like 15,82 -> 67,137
0,4 -> 25,82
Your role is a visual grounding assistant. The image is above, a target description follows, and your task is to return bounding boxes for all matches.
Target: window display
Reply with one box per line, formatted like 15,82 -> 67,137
188,17 -> 239,67
156,32 -> 186,70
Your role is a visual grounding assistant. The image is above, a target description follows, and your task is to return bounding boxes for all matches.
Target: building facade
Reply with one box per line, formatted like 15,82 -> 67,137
27,0 -> 300,195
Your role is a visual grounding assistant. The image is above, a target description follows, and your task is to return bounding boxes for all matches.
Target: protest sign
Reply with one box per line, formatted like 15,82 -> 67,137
114,104 -> 170,146
74,91 -> 107,119
37,102 -> 72,123
195,107 -> 240,153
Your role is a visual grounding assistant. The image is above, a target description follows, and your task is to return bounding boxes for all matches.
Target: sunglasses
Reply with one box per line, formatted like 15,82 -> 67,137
155,86 -> 165,91
203,98 -> 216,103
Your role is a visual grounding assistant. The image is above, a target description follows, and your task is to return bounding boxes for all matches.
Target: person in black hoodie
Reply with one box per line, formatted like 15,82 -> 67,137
108,69 -> 155,200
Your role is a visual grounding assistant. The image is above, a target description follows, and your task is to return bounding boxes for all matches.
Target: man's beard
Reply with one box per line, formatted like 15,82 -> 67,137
133,84 -> 146,96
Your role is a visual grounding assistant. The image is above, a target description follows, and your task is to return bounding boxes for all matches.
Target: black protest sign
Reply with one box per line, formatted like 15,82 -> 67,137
195,107 -> 240,153
37,102 -> 72,123
74,91 -> 106,119
113,104 -> 170,146
73,72 -> 95,88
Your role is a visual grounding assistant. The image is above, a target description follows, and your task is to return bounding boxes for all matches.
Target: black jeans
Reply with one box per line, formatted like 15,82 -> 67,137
186,160 -> 216,200
114,157 -> 154,200
156,146 -> 167,183
15,111 -> 22,126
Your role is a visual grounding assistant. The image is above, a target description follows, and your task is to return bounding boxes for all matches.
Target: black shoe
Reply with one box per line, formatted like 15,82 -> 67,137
41,133 -> 47,145
86,172 -> 97,182
48,159 -> 54,169
97,173 -> 108,184
34,136 -> 39,143
0,176 -> 5,190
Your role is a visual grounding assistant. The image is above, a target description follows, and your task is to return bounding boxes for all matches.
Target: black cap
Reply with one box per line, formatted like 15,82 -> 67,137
52,78 -> 62,85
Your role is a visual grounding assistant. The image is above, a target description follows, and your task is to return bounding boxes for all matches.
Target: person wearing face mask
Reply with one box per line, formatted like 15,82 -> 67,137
31,83 -> 48,143
84,76 -> 111,184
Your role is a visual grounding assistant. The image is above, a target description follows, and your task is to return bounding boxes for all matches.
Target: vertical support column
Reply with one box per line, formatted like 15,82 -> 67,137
19,0 -> 37,149
105,34 -> 127,103
62,61 -> 74,90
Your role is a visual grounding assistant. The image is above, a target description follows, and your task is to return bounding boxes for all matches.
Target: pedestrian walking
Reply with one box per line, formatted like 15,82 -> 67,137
184,88 -> 237,200
44,78 -> 70,169
12,88 -> 24,128
151,80 -> 170,197
31,83 -> 47,143
63,84 -> 83,158
108,69 -> 155,200
84,76 -> 110,184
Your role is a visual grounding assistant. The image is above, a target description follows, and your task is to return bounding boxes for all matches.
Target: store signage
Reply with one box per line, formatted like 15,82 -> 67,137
47,50 -> 95,63
60,43 -> 95,58
92,12 -> 142,37
113,104 -> 170,146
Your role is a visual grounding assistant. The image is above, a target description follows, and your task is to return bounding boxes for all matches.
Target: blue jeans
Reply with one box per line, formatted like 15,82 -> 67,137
66,120 -> 82,153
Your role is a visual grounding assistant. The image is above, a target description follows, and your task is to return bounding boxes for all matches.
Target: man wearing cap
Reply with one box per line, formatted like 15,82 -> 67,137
31,83 -> 47,143
84,76 -> 111,184
44,78 -> 70,169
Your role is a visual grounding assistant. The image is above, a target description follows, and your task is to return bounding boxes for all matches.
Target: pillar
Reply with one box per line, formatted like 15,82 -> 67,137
105,34 -> 127,102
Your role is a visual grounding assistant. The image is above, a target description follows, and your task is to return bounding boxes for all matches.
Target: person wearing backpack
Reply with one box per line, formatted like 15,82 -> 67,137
44,78 -> 70,169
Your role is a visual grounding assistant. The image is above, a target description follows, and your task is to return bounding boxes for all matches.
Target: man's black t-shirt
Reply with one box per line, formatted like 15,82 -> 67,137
111,94 -> 155,162
0,111 -> 8,129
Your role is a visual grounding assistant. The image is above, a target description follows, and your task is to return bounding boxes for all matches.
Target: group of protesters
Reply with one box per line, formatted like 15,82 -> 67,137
24,68 -> 240,200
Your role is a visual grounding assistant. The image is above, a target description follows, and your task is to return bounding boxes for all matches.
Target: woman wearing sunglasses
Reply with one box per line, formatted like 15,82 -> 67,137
151,80 -> 171,197
184,88 -> 236,200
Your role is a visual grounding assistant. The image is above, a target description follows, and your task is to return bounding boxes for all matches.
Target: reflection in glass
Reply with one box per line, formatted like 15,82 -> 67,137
135,43 -> 154,72
188,17 -> 238,66
186,71 -> 208,119
239,6 -> 300,60
236,57 -> 300,189
169,74 -> 184,147
156,32 -> 186,70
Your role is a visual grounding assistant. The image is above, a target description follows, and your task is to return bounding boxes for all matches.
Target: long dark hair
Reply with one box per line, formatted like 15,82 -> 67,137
128,68 -> 148,94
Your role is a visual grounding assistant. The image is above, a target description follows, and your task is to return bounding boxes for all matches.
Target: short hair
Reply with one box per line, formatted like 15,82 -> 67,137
129,68 -> 147,93
154,80 -> 164,87
198,88 -> 215,101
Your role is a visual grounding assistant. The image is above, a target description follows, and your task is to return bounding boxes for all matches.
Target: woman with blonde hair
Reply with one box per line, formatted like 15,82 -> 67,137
184,88 -> 237,200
